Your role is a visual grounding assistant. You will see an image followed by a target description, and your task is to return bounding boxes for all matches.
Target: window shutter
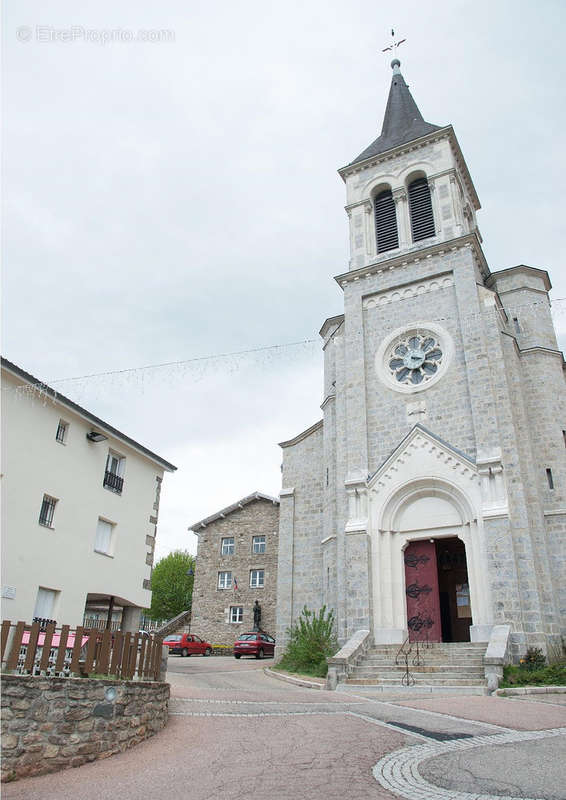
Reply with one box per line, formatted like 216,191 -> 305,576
374,189 -> 399,253
95,519 -> 112,553
408,178 -> 435,242
34,588 -> 55,619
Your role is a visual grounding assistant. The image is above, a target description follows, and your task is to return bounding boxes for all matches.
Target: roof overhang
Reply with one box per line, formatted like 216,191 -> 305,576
278,419 -> 323,449
188,491 -> 279,531
486,265 -> 552,293
338,125 -> 481,212
1,357 -> 177,472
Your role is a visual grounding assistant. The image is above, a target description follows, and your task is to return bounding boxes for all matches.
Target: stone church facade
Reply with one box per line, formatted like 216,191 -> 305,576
276,59 -> 565,660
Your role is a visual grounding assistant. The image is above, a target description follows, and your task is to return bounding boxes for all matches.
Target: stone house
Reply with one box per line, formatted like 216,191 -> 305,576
276,57 -> 565,661
189,493 -> 279,645
1,357 -> 176,631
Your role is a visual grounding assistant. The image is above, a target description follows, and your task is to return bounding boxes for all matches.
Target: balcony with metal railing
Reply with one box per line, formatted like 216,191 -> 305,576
103,470 -> 124,494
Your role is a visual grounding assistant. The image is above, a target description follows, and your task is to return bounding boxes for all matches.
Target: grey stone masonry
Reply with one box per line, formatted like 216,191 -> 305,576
277,62 -> 565,661
190,495 -> 279,645
1,675 -> 169,782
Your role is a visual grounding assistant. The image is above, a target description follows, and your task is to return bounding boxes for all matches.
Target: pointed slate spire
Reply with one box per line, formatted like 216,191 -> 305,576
350,60 -> 442,165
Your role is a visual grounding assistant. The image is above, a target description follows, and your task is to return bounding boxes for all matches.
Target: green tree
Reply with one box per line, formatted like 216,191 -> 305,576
147,550 -> 195,621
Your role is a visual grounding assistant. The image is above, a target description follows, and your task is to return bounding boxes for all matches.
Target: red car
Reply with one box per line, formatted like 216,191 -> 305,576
233,632 -> 275,659
163,633 -> 212,657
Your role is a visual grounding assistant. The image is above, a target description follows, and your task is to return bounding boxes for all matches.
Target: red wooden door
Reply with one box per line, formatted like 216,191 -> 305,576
404,540 -> 441,642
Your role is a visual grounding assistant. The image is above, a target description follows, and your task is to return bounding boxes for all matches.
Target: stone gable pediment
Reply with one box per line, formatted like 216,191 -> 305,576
368,425 -> 478,494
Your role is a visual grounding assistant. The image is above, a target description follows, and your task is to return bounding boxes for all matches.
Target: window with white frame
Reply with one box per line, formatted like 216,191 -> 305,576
218,571 -> 232,590
104,450 -> 125,494
230,606 -> 243,623
39,495 -> 57,527
221,537 -> 234,555
250,569 -> 264,588
33,587 -> 58,621
252,535 -> 266,554
55,419 -> 68,443
94,518 -> 114,556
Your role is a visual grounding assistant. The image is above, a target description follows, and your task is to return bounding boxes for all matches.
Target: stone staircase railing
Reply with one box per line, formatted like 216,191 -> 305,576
483,624 -> 512,692
326,629 -> 371,689
154,609 -> 192,639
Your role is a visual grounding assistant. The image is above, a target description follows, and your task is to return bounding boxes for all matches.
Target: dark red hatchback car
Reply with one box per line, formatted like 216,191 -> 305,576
163,633 -> 212,657
233,632 -> 275,659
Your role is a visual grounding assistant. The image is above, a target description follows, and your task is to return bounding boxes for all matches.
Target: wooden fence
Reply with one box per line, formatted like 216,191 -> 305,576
0,620 -> 164,681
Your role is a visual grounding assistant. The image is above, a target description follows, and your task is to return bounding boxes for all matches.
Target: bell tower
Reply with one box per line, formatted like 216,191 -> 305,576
339,57 -> 481,271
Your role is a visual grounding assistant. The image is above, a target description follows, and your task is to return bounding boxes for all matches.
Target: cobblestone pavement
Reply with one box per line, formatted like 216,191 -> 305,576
3,656 -> 565,800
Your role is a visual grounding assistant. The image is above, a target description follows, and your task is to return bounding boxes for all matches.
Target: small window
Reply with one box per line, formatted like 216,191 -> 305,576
252,535 -> 266,554
218,571 -> 232,590
221,537 -> 235,555
104,451 -> 125,494
374,188 -> 399,253
55,420 -> 68,444
94,518 -> 114,556
230,606 -> 243,623
250,569 -> 264,589
546,468 -> 554,490
33,587 -> 57,622
408,177 -> 435,242
39,495 -> 57,528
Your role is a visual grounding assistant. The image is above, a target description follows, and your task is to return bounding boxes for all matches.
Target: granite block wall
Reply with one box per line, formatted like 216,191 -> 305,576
191,498 -> 279,645
1,675 -> 169,782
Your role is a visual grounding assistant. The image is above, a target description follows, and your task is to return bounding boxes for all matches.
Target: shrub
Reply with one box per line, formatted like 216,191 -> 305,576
502,662 -> 566,687
519,647 -> 546,671
278,606 -> 338,678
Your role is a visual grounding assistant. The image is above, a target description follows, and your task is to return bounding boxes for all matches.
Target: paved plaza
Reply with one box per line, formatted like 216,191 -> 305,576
3,656 -> 565,800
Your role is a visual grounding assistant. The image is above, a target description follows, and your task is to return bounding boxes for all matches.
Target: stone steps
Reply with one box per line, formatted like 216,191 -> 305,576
346,641 -> 488,688
351,664 -> 484,676
345,677 -> 486,686
363,657 -> 483,669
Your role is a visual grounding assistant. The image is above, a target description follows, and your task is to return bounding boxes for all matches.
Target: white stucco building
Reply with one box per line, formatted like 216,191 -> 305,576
1,358 -> 176,631
276,58 -> 565,661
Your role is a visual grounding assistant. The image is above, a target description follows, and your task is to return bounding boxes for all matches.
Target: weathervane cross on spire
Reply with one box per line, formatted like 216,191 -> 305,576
382,28 -> 406,68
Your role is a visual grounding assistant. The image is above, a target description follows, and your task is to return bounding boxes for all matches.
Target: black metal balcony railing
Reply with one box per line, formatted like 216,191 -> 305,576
33,617 -> 57,631
103,470 -> 124,494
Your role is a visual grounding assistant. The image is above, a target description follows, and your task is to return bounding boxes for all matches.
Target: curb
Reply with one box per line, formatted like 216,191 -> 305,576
495,685 -> 566,696
263,667 -> 326,690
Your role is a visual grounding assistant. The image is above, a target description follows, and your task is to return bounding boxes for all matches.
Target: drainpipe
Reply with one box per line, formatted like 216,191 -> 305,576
105,596 -> 115,630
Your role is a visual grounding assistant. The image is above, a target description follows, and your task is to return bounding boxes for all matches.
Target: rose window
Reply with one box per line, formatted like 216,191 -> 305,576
387,333 -> 443,386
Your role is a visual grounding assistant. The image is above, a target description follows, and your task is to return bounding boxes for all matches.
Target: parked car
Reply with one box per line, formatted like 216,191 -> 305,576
233,632 -> 275,659
162,633 -> 212,657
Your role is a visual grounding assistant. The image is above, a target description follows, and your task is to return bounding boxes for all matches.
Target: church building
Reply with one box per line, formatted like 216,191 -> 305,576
276,57 -> 565,660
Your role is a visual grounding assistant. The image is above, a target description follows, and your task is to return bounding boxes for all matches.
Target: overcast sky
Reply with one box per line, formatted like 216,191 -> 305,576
3,0 -> 565,561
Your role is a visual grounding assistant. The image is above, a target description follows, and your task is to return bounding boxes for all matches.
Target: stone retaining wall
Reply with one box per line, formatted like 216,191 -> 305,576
1,675 -> 169,782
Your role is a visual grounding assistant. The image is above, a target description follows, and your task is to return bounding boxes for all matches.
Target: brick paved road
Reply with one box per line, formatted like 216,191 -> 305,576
3,656 -> 565,800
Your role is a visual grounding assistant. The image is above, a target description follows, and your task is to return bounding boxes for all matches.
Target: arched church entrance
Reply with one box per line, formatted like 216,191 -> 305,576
372,478 -> 488,645
404,536 -> 471,643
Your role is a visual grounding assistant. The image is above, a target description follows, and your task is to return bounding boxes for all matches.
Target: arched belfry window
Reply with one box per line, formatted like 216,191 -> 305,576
374,189 -> 399,253
408,177 -> 435,242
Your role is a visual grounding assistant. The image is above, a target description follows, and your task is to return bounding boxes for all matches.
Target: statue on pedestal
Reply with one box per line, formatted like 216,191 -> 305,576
253,600 -> 262,631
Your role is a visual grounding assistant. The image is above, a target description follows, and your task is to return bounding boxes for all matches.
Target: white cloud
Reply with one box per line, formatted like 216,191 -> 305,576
4,0 -> 565,559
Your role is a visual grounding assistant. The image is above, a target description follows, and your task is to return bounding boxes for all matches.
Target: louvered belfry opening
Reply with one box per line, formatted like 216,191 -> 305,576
408,177 -> 435,242
374,189 -> 399,253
